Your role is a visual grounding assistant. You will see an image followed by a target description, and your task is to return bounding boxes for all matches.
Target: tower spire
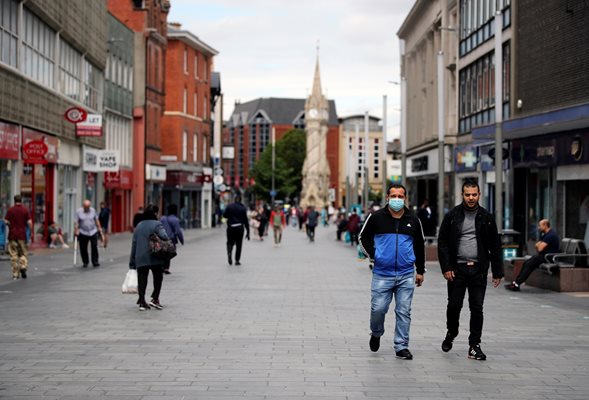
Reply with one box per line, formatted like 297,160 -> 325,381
312,41 -> 323,98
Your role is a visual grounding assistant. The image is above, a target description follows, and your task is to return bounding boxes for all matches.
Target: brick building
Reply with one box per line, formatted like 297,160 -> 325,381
224,97 -> 339,206
0,0 -> 107,243
107,0 -> 170,212
161,22 -> 218,229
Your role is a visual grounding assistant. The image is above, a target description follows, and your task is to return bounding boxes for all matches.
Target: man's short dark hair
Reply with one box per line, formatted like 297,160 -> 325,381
387,183 -> 407,196
14,194 -> 22,203
234,195 -> 242,203
167,204 -> 178,216
462,179 -> 480,193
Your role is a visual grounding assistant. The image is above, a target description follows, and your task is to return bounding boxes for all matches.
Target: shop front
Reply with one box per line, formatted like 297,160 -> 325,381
0,121 -> 20,219
512,130 -> 589,251
163,168 -> 203,229
21,128 -> 59,245
56,141 -> 81,242
406,146 -> 452,228
104,169 -> 133,232
145,164 -> 166,210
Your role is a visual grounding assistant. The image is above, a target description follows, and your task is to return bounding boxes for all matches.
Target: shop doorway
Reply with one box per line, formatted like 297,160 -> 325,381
21,163 -> 55,245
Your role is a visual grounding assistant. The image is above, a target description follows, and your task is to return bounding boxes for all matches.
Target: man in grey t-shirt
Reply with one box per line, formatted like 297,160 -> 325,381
437,180 -> 503,361
74,200 -> 104,268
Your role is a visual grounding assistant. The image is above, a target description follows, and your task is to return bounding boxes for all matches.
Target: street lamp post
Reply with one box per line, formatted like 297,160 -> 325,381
382,95 -> 387,204
437,51 -> 445,232
271,126 -> 276,206
494,11 -> 503,231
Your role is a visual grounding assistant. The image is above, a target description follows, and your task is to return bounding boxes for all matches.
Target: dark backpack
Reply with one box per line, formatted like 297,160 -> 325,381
149,233 -> 177,260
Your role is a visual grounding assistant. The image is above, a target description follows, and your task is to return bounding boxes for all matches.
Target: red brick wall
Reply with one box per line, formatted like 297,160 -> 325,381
162,38 -> 212,165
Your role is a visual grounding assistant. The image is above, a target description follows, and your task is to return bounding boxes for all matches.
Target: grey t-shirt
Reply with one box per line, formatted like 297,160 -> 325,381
457,208 -> 478,262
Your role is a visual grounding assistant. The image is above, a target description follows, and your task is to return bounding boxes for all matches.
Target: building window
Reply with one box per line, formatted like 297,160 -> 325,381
23,8 -> 56,88
194,54 -> 198,78
460,0 -> 511,56
182,130 -> 188,161
59,39 -> 81,101
0,0 -> 18,67
202,136 -> 207,163
458,41 -> 510,133
193,92 -> 197,116
203,56 -> 207,80
183,47 -> 187,74
82,59 -> 103,111
193,133 -> 197,162
183,87 -> 187,113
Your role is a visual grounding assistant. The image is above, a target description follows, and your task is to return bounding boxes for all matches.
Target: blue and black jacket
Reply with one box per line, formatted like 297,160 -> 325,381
359,206 -> 425,277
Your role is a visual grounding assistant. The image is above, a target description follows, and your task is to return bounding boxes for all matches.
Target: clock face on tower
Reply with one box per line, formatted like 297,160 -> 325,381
308,108 -> 318,118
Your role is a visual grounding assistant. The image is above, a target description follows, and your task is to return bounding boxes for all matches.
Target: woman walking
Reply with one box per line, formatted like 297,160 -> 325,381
129,205 -> 170,311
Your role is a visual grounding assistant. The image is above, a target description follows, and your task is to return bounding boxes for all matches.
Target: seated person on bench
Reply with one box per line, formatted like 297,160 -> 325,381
505,219 -> 559,291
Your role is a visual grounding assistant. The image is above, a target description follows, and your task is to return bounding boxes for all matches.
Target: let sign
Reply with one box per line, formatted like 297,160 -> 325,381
76,114 -> 103,137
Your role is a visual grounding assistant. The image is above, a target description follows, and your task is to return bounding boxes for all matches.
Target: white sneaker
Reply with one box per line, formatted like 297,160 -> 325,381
49,244 -> 56,249
62,244 -> 70,248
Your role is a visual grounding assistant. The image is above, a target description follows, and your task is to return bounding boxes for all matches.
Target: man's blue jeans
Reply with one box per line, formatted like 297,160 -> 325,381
370,272 -> 415,352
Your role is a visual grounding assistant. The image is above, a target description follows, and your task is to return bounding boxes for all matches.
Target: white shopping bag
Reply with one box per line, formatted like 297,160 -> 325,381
122,269 -> 138,294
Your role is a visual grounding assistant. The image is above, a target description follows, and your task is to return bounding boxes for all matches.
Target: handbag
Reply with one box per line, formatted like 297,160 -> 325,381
149,233 -> 177,260
122,269 -> 138,294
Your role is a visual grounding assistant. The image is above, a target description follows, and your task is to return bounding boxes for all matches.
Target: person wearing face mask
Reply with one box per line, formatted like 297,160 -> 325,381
438,179 -> 503,361
505,219 -> 559,292
359,183 -> 425,360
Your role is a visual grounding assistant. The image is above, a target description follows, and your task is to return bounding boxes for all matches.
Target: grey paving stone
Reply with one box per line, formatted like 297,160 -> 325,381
0,227 -> 588,399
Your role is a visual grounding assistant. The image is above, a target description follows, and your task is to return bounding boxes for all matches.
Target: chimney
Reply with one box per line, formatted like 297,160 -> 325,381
169,22 -> 181,29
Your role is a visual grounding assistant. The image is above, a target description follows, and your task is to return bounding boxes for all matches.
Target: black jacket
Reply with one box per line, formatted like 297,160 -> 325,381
223,202 -> 250,236
437,204 -> 503,279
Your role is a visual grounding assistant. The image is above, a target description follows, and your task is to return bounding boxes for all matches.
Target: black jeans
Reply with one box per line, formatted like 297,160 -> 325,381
137,265 -> 164,304
446,265 -> 487,346
307,225 -> 316,241
515,254 -> 545,285
227,226 -> 244,262
78,233 -> 99,266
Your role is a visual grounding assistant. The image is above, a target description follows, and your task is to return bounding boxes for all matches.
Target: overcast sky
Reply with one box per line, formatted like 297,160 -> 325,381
168,0 -> 415,140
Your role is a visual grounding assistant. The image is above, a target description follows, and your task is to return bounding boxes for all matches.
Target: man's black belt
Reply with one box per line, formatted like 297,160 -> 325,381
457,261 -> 479,267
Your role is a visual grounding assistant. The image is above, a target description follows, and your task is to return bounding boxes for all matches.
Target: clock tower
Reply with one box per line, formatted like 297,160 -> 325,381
300,56 -> 331,209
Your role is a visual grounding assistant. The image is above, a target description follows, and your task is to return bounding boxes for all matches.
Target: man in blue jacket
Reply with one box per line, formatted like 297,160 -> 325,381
359,183 -> 425,360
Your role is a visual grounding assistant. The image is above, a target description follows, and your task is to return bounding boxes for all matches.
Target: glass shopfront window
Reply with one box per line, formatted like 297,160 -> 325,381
57,165 -> 78,241
525,168 -> 555,254
0,159 -> 11,218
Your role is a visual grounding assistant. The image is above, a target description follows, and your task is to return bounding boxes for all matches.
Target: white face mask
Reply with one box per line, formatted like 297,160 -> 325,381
388,198 -> 404,212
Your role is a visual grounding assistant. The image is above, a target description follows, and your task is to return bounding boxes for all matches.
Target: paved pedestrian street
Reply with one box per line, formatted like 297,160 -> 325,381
1,226 -> 588,400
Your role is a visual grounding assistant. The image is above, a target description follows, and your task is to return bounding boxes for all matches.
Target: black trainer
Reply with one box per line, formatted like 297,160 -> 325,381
504,282 -> 520,291
442,332 -> 456,352
369,335 -> 380,352
468,344 -> 487,360
149,299 -> 163,310
228,255 -> 233,265
235,261 -> 241,266
395,349 -> 413,360
20,269 -> 27,279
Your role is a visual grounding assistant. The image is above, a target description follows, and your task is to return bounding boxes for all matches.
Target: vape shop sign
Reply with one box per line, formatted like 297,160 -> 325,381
83,147 -> 120,172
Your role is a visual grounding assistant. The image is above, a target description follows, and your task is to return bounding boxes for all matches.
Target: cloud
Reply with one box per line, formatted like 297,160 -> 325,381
168,0 -> 414,139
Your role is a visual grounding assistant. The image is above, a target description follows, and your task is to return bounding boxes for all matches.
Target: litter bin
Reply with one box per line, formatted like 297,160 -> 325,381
501,229 -> 520,259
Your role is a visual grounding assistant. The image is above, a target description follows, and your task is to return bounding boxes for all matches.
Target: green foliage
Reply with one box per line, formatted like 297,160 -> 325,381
250,128 -> 306,202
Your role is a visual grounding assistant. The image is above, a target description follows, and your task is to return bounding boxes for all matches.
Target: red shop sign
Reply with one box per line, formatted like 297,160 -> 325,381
22,128 -> 58,164
104,169 -> 133,190
0,121 -> 20,160
23,140 -> 48,164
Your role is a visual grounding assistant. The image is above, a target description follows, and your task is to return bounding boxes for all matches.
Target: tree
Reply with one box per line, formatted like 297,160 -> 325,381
250,128 -> 306,203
